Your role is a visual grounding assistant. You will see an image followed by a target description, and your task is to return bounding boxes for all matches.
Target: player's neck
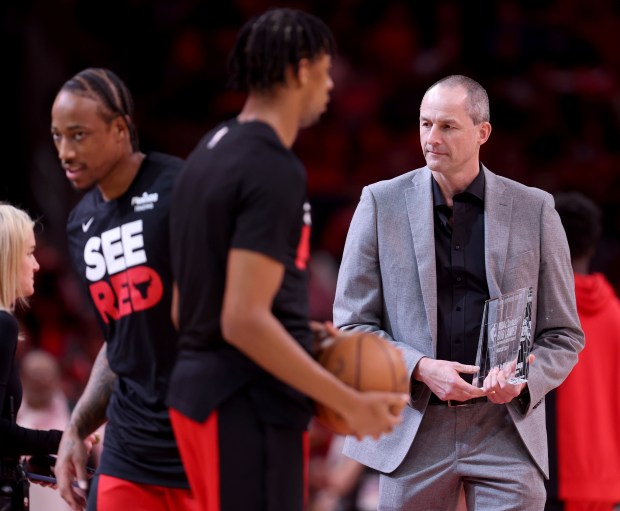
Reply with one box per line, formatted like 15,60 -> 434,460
238,93 -> 300,149
98,152 -> 146,201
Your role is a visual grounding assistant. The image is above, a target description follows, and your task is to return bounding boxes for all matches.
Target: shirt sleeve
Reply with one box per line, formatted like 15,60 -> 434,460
0,421 -> 63,456
0,312 -> 18,416
0,312 -> 63,456
230,157 -> 306,264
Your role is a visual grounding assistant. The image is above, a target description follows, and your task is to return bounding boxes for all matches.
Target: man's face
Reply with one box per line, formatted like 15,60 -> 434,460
299,53 -> 334,128
51,91 -> 125,190
419,84 -> 490,176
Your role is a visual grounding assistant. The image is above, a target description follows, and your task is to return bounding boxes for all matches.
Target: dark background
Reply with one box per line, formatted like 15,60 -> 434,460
4,0 -> 620,270
4,0 -> 620,396
3,1 -> 619,507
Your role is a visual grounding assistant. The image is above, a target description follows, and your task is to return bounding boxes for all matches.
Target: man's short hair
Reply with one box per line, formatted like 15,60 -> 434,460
425,74 -> 490,124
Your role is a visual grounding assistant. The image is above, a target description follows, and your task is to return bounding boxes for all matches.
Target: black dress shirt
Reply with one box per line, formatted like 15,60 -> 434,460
433,169 -> 489,381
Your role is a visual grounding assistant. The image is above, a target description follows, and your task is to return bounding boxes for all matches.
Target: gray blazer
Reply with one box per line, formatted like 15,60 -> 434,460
333,165 -> 584,477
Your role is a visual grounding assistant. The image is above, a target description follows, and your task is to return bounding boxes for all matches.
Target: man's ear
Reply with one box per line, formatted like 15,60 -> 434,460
478,121 -> 492,145
286,58 -> 310,88
297,58 -> 310,86
112,115 -> 130,141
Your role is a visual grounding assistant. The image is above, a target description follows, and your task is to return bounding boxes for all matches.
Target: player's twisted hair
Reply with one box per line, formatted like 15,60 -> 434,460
228,8 -> 336,92
59,68 -> 140,152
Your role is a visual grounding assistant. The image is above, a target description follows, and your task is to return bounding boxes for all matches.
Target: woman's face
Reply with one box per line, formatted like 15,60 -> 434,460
18,227 -> 40,299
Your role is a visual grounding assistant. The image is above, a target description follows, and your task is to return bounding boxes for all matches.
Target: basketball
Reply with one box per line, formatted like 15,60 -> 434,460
315,332 -> 409,435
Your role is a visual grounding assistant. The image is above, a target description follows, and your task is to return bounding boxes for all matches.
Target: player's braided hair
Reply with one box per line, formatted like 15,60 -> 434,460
60,68 -> 140,152
228,8 -> 336,92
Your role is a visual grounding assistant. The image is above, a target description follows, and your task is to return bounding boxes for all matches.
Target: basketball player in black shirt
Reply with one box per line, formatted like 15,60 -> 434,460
51,68 -> 197,511
168,9 -> 409,511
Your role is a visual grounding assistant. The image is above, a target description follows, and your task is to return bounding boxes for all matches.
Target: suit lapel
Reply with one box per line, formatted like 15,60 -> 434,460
405,168 -> 438,351
483,167 -> 512,299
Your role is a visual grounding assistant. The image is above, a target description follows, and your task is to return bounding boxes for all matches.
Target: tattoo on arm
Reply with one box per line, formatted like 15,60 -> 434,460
70,344 -> 117,439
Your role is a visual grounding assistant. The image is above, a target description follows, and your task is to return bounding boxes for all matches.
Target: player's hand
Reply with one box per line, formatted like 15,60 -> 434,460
310,320 -> 340,356
484,354 -> 535,404
56,426 -> 90,510
343,391 -> 409,440
83,432 -> 100,454
414,358 -> 485,402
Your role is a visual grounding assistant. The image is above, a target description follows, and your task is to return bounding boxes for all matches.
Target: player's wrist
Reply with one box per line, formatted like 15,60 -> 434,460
66,421 -> 91,441
412,356 -> 430,383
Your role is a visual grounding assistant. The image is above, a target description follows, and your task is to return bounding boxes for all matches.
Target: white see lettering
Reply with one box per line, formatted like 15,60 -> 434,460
84,237 -> 106,281
121,220 -> 147,267
83,220 -> 147,281
101,227 -> 124,275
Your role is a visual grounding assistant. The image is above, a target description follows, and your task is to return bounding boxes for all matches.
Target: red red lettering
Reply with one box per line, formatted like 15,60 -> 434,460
126,266 -> 163,312
109,273 -> 133,317
89,281 -> 120,324
88,266 -> 164,323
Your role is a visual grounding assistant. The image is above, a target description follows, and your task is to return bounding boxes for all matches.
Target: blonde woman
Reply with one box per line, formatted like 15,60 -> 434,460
0,204 -> 56,508
1,204 -> 98,510
0,203 -> 63,455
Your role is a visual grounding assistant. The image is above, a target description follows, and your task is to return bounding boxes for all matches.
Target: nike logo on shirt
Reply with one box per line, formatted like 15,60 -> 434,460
82,217 -> 94,232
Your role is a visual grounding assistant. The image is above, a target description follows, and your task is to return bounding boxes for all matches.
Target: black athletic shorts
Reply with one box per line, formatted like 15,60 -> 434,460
170,388 -> 309,511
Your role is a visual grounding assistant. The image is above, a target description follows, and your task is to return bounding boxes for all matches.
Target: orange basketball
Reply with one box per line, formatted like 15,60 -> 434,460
315,332 -> 409,435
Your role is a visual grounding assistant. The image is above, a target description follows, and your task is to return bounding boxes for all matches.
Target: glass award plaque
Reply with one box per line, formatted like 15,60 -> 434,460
472,287 -> 533,387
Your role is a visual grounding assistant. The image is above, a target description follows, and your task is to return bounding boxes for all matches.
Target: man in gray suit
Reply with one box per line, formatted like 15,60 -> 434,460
333,75 -> 584,510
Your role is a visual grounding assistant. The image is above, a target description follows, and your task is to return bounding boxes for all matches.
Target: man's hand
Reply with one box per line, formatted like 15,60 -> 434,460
309,320 -> 340,356
413,358 -> 486,402
483,354 -> 535,404
56,426 -> 90,510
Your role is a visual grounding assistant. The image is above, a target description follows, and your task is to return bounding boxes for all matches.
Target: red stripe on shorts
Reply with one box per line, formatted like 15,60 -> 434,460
170,408 -> 220,511
303,430 -> 310,507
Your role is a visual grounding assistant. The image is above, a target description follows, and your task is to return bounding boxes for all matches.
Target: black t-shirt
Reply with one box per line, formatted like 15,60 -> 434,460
67,152 -> 188,487
0,311 -> 62,457
167,119 -> 313,429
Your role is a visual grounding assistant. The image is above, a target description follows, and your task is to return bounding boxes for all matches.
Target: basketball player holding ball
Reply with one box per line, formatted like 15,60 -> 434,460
167,8 -> 409,511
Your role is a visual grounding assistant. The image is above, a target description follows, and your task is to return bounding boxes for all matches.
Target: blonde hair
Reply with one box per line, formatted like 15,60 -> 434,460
0,203 -> 35,311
